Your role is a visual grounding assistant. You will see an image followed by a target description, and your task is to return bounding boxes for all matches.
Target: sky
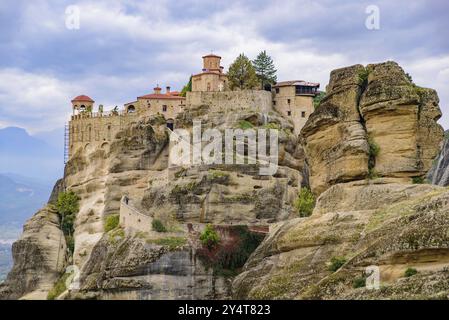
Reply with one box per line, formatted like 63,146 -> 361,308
0,0 -> 448,133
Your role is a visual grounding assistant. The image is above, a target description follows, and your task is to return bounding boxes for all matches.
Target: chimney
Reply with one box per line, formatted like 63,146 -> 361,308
166,86 -> 171,94
154,85 -> 161,94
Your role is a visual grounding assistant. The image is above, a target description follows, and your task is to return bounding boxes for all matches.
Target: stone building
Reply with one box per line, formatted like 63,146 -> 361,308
66,54 -> 320,162
272,80 -> 320,134
125,85 -> 186,128
191,54 -> 228,92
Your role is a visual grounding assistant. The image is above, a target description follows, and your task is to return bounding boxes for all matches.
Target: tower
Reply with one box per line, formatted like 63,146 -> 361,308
202,54 -> 223,72
71,95 -> 95,114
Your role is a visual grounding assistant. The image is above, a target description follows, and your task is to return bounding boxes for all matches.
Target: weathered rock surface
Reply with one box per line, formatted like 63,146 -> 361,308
428,131 -> 449,186
301,65 -> 369,195
233,182 -> 449,299
0,205 -> 67,299
302,61 -> 443,195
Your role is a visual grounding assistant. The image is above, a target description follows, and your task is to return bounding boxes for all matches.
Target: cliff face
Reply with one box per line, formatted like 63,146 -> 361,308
0,205 -> 67,299
2,62 -> 447,300
301,61 -> 443,195
233,62 -> 449,300
428,132 -> 449,186
1,90 -> 305,299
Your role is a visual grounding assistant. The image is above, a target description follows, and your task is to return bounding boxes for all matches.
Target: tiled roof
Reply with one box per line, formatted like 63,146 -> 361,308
71,95 -> 94,103
137,93 -> 185,100
273,80 -> 320,88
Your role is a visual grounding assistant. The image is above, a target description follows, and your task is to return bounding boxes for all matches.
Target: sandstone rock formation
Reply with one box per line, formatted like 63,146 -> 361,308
428,131 -> 449,186
301,61 -> 444,195
233,182 -> 449,299
233,61 -> 448,300
1,92 -> 306,300
0,205 -> 67,299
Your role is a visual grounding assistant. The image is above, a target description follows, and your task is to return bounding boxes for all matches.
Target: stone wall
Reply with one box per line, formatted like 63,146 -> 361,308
68,112 -> 138,157
119,197 -> 153,234
186,90 -> 272,114
274,86 -> 315,135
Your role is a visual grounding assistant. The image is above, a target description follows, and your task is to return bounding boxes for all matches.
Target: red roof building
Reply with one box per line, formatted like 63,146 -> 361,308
71,95 -> 95,103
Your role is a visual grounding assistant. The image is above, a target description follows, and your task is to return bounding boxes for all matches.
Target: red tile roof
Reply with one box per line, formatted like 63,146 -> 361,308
137,93 -> 185,100
71,95 -> 94,103
273,80 -> 320,88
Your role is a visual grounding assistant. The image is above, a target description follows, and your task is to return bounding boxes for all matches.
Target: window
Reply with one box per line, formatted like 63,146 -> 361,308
287,111 -> 291,116
301,111 -> 306,118
273,100 -> 276,106
287,99 -> 291,104
162,105 -> 167,112
275,88 -> 280,94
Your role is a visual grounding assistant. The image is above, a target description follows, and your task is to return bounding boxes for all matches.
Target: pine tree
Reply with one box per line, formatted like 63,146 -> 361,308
180,76 -> 192,97
228,53 -> 259,90
252,50 -> 277,89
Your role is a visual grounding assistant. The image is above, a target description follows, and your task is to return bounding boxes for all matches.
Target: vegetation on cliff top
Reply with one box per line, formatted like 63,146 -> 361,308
252,50 -> 277,90
228,53 -> 259,90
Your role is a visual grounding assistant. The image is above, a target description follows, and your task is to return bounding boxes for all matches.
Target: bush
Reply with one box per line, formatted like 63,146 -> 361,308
294,188 -> 315,217
352,277 -> 366,289
200,224 -> 221,249
149,237 -> 187,250
313,91 -> 326,108
412,176 -> 425,184
55,191 -> 79,255
56,191 -> 80,218
152,219 -> 167,233
47,272 -> 72,300
404,267 -> 418,277
329,256 -> 346,272
238,120 -> 254,130
104,215 -> 119,232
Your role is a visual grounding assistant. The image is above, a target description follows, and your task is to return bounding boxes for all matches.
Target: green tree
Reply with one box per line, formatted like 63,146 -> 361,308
294,187 -> 316,217
252,50 -> 277,89
180,76 -> 192,97
228,53 -> 259,90
56,190 -> 80,254
200,224 -> 220,249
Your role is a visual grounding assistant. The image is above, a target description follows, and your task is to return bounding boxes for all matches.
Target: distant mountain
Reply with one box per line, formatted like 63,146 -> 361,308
33,127 -> 65,149
0,127 -> 63,182
0,173 -> 52,226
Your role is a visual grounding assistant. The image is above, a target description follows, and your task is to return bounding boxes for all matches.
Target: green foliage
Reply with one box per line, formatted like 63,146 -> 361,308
198,226 -> 265,277
104,214 -> 119,232
56,191 -> 79,218
328,256 -> 346,272
352,276 -> 366,288
368,137 -> 380,179
180,76 -> 192,97
313,91 -> 326,108
294,188 -> 315,217
200,224 -> 221,249
238,120 -> 254,129
405,73 -> 414,84
228,53 -> 259,90
412,176 -> 426,184
404,267 -> 418,277
252,50 -> 277,89
65,235 -> 75,254
47,272 -> 72,300
358,67 -> 370,88
56,191 -> 79,255
148,237 -> 187,250
152,219 -> 167,233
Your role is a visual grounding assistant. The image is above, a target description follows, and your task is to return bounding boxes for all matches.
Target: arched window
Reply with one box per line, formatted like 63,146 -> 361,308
80,105 -> 86,112
127,105 -> 136,113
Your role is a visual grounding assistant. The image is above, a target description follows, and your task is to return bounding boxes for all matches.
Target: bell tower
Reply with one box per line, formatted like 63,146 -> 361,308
71,95 -> 95,114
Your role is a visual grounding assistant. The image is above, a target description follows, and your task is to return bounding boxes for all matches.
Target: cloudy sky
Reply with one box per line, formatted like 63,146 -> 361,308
0,0 -> 448,133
